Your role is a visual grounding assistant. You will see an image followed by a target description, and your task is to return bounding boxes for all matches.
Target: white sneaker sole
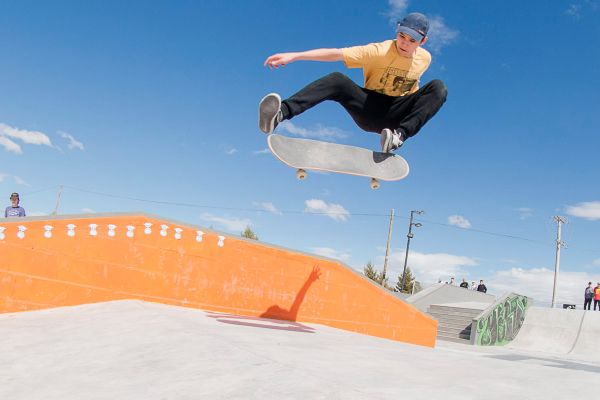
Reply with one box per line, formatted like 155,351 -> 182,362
380,128 -> 394,153
259,93 -> 282,134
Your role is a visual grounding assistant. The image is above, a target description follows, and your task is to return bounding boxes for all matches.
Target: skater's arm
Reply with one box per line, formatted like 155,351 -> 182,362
264,48 -> 344,68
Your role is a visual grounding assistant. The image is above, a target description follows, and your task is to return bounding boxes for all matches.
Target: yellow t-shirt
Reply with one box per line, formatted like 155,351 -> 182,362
342,40 -> 431,97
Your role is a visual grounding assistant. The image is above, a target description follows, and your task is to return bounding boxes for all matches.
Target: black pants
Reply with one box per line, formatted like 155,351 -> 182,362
594,299 -> 600,310
281,72 -> 448,139
585,298 -> 592,310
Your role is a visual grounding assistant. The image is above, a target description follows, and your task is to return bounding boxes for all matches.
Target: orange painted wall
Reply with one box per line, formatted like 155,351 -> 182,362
0,213 -> 437,347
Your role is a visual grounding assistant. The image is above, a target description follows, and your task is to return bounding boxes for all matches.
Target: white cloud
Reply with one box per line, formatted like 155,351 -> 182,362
0,123 -> 54,154
565,1 -> 599,19
489,267 -> 596,307
593,259 -> 600,266
0,173 -> 29,186
304,199 -> 350,222
566,201 -> 600,220
0,136 -> 22,154
448,215 -> 471,229
518,207 -> 533,220
426,16 -> 459,53
225,148 -> 238,155
58,131 -> 84,151
253,148 -> 270,155
382,249 -> 478,284
386,0 -> 409,22
565,4 -> 582,18
311,247 -> 351,262
277,121 -> 349,141
253,202 -> 282,215
82,208 -> 96,214
200,213 -> 252,233
13,176 -> 30,187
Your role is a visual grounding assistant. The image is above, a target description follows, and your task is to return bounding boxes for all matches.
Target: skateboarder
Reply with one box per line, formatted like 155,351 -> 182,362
259,12 -> 447,153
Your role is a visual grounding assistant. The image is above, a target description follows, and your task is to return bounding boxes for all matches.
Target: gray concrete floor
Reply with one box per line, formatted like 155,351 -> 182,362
0,300 -> 596,400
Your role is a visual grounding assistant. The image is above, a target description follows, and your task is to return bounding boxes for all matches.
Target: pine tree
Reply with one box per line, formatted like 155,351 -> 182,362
364,261 -> 379,281
364,261 -> 393,290
241,225 -> 259,240
395,266 -> 416,293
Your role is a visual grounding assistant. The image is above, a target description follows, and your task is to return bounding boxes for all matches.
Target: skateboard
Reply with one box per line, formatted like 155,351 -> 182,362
267,134 -> 409,189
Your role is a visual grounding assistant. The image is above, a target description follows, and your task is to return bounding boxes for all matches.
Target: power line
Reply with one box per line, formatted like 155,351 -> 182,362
415,217 -> 552,247
60,185 -> 390,217
21,185 -> 61,196
53,184 -> 597,252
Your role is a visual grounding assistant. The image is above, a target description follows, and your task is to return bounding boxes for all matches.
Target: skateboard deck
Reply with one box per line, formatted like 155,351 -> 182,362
267,134 -> 409,189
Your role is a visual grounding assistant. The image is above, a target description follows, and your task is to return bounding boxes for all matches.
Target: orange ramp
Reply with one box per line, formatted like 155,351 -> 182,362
0,213 -> 437,347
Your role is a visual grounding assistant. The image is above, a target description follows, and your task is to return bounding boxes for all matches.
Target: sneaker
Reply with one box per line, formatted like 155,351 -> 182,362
380,128 -> 404,153
259,93 -> 283,134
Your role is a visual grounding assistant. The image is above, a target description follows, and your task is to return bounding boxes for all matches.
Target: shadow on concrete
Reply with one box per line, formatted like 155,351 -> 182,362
485,354 -> 600,374
206,312 -> 316,333
206,266 -> 321,333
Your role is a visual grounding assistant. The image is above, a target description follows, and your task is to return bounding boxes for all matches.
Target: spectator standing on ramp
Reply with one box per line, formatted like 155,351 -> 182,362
4,192 -> 26,218
594,283 -> 600,311
477,280 -> 487,293
259,12 -> 447,153
460,278 -> 469,289
584,282 -> 594,310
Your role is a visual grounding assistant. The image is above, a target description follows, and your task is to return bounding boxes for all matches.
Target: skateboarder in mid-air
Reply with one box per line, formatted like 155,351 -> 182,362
259,12 -> 447,153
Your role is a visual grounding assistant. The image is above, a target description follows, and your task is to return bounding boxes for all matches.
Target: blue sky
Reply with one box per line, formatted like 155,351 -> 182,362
1,0 -> 599,306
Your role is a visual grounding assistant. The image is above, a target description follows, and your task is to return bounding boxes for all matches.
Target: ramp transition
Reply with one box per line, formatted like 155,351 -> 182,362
508,306 -> 600,360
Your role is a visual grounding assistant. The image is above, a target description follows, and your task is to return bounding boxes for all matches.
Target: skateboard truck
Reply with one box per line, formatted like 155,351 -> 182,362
296,169 -> 307,180
295,168 -> 380,190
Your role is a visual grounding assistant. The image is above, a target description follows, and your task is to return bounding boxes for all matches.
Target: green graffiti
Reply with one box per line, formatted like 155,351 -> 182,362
476,295 -> 528,346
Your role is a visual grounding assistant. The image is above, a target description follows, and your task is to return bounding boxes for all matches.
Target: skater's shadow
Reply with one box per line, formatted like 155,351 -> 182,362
207,266 -> 321,333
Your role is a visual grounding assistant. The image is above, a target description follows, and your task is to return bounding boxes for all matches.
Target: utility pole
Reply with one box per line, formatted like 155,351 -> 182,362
401,210 -> 424,293
381,209 -> 394,285
52,185 -> 63,216
551,216 -> 566,308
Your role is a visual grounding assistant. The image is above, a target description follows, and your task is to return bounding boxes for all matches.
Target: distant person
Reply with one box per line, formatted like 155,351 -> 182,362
448,277 -> 456,286
594,283 -> 600,311
4,192 -> 26,218
470,281 -> 477,291
584,282 -> 594,310
477,280 -> 487,293
460,278 -> 469,289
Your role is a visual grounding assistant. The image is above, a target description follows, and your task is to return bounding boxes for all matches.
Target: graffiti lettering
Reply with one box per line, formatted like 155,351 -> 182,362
476,295 -> 528,346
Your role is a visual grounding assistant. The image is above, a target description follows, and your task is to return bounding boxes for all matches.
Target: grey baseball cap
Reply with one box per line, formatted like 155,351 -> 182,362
396,12 -> 429,41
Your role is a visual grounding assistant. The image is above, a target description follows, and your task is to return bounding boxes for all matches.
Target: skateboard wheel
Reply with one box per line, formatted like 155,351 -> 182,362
370,178 -> 380,190
296,169 -> 307,180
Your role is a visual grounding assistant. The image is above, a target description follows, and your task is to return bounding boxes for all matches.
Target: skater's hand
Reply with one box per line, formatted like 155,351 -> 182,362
264,52 -> 297,69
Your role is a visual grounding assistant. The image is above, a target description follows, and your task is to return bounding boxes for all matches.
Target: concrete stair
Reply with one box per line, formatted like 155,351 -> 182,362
428,303 -> 488,344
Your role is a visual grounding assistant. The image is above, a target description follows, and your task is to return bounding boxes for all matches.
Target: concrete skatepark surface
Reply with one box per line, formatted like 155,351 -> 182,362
1,300 -> 597,400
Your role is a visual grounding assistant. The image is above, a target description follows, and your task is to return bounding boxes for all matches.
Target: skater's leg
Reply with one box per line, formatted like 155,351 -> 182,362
282,72 -> 393,132
386,79 -> 448,140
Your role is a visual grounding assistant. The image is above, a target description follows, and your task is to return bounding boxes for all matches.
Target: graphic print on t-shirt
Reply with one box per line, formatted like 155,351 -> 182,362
377,66 -> 417,96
